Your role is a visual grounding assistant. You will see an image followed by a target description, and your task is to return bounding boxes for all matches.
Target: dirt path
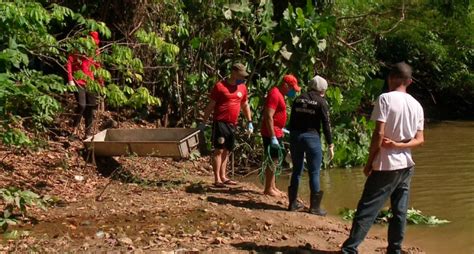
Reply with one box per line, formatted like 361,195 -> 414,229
0,153 -> 425,253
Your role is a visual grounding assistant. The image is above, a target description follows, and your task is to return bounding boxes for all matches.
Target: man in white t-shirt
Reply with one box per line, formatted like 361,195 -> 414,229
342,62 -> 425,254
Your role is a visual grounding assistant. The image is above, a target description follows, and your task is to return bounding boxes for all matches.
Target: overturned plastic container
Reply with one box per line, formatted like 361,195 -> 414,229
84,128 -> 200,158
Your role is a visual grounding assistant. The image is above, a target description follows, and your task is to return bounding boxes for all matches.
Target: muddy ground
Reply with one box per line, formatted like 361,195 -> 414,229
0,113 -> 425,253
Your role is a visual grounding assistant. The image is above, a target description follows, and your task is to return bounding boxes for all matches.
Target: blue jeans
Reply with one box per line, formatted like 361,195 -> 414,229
342,166 -> 414,254
289,131 -> 323,193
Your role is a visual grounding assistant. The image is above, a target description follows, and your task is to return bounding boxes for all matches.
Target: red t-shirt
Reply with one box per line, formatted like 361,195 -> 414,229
210,80 -> 248,125
66,54 -> 100,86
261,87 -> 286,138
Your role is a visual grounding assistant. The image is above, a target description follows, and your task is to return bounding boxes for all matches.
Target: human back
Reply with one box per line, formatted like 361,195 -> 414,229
371,65 -> 424,171
376,91 -> 423,143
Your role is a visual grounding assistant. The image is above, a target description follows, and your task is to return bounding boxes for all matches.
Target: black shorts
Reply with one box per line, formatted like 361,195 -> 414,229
212,121 -> 236,151
262,136 -> 283,159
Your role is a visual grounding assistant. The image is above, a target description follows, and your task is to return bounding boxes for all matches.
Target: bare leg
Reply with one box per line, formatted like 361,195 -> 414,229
212,149 -> 224,184
264,165 -> 279,196
270,157 -> 285,196
219,149 -> 229,181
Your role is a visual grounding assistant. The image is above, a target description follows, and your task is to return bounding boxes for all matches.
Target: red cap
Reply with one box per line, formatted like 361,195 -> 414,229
283,74 -> 300,92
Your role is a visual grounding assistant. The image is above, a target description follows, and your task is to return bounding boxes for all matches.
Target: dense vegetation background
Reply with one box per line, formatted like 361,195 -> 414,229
1,0 -> 472,168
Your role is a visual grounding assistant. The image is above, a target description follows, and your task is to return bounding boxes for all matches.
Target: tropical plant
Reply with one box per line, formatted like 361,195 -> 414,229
0,187 -> 48,232
0,1 -> 170,148
339,207 -> 450,225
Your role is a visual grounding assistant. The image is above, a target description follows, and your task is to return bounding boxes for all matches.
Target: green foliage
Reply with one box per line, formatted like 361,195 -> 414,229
0,187 -> 47,232
3,0 -> 470,166
331,117 -> 374,167
339,207 -> 450,225
0,1 -> 167,148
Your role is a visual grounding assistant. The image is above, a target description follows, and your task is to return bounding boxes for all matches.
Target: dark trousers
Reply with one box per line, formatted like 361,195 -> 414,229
73,86 -> 97,136
289,131 -> 323,194
342,166 -> 414,254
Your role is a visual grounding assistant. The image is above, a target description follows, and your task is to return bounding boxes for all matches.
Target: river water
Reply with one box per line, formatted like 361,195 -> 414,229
247,121 -> 474,254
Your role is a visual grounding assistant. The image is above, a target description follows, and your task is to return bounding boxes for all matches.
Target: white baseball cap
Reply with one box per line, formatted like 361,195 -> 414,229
309,75 -> 328,92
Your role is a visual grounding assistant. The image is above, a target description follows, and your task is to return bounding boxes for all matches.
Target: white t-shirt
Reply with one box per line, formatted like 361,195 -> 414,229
371,91 -> 424,171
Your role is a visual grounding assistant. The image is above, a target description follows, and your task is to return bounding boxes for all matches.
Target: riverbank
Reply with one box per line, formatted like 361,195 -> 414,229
0,141 -> 425,253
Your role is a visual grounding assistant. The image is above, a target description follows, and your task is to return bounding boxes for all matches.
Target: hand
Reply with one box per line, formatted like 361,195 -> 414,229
68,80 -> 75,86
363,164 -> 372,177
197,122 -> 206,132
382,137 -> 399,149
270,136 -> 280,149
282,128 -> 290,135
247,122 -> 254,134
328,144 -> 335,161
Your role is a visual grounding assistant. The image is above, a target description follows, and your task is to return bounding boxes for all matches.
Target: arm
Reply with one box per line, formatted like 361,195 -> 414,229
382,130 -> 424,149
364,120 -> 385,176
321,100 -> 333,146
264,107 -> 276,138
242,100 -> 252,122
321,100 -> 335,159
202,99 -> 216,123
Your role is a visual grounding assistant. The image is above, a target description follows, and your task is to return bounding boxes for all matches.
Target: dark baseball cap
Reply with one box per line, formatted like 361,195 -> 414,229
232,63 -> 249,77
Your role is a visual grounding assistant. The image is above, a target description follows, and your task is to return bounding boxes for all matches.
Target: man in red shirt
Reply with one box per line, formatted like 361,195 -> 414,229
201,63 -> 253,187
261,74 -> 300,196
66,31 -> 102,138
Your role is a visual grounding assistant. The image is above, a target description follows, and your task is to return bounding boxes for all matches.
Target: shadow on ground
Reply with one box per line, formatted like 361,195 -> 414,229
232,242 -> 341,254
0,161 -> 15,171
185,182 -> 262,195
207,196 -> 286,211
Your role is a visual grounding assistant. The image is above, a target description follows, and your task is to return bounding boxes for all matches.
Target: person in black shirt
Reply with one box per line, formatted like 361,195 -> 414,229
287,75 -> 335,215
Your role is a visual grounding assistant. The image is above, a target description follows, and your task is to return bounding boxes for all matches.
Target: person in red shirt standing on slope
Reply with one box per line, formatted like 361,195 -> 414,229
201,63 -> 254,187
66,31 -> 102,138
261,74 -> 300,196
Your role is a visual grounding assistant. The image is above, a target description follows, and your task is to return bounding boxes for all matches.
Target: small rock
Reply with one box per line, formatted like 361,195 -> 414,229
74,175 -> 84,181
282,234 -> 290,240
211,237 -> 225,244
80,220 -> 91,226
118,237 -> 133,245
95,231 -> 105,238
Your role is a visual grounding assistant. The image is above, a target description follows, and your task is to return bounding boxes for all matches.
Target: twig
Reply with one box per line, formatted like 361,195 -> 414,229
242,168 -> 260,178
336,36 -> 359,53
337,10 -> 392,21
95,165 -> 122,201
380,2 -> 405,35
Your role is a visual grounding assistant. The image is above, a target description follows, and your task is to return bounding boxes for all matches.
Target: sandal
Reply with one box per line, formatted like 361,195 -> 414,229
223,179 -> 238,185
213,182 -> 226,188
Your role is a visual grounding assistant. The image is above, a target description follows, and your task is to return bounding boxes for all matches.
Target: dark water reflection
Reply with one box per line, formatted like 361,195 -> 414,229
246,121 -> 474,254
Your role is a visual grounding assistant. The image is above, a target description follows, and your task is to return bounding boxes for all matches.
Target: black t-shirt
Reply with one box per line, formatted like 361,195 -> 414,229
288,90 -> 333,144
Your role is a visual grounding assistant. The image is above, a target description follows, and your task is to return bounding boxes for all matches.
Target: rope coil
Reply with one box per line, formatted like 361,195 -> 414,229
258,144 -> 285,184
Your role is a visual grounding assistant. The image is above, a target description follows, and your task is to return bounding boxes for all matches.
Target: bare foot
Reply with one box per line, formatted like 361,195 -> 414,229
263,189 -> 281,197
273,187 -> 287,197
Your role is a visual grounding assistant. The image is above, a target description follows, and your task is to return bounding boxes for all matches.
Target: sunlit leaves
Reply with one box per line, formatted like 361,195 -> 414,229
106,84 -> 128,108
0,188 -> 47,232
340,207 -> 450,225
128,87 -> 161,109
135,29 -> 180,56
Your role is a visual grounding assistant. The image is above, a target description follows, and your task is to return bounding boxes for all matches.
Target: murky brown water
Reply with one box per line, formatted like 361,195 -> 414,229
246,121 -> 474,254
